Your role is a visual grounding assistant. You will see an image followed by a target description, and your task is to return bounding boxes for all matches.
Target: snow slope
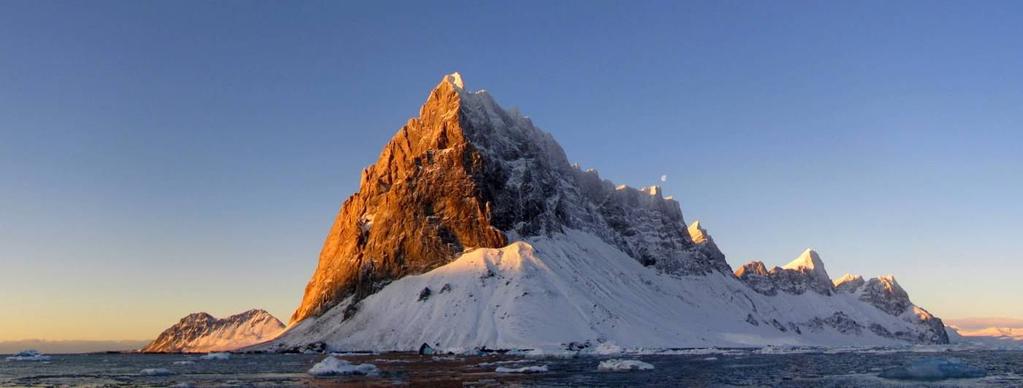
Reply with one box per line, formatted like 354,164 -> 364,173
263,229 -> 944,352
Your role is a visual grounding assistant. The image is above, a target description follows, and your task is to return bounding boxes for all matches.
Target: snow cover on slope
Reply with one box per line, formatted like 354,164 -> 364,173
263,229 -> 946,352
141,310 -> 284,353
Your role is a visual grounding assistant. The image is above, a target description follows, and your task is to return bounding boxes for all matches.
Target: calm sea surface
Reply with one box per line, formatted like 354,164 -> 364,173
2,350 -> 1022,387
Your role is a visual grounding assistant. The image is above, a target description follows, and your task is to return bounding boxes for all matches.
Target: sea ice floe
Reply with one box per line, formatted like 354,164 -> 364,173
650,348 -> 746,356
598,359 -> 655,371
172,360 -> 195,365
477,359 -> 529,367
199,352 -> 230,361
372,358 -> 413,363
753,346 -> 820,355
307,357 -> 380,376
495,365 -> 548,373
879,357 -> 986,381
139,368 -> 174,376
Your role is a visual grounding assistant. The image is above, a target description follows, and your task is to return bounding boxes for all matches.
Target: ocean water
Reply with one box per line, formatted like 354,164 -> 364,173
2,350 -> 1022,387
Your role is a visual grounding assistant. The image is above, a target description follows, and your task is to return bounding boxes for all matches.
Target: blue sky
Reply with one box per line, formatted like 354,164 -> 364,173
1,1 -> 1021,341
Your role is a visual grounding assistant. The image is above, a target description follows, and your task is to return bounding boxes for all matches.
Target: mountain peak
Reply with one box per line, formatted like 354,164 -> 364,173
181,312 -> 214,323
874,275 -> 905,294
783,249 -> 829,279
442,72 -> 464,89
290,72 -> 732,323
259,72 -> 951,352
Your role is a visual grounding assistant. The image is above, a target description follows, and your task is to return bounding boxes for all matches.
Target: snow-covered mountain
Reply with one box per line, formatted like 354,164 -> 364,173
142,309 -> 284,353
261,73 -> 948,352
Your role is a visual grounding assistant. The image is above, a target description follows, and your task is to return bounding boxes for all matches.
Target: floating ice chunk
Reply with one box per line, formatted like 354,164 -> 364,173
5,349 -> 50,361
495,365 -> 548,373
593,342 -> 624,355
307,357 -> 380,376
754,346 -> 818,355
199,352 -> 230,361
329,351 -> 375,357
879,358 -> 986,381
172,360 -> 194,365
140,368 -> 174,376
598,359 -> 655,371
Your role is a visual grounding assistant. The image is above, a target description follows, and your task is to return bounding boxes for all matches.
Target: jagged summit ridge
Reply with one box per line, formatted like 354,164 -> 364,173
290,73 -> 729,323
735,249 -> 834,296
734,251 -> 947,344
142,309 -> 284,353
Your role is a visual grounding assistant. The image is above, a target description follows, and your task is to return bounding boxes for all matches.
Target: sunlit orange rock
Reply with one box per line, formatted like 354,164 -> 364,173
291,75 -> 506,323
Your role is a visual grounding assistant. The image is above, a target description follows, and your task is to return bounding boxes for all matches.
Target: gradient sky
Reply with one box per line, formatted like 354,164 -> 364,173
2,1 -> 1021,342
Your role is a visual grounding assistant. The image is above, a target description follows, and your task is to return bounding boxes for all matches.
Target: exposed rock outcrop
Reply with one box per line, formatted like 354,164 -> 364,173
860,275 -> 912,315
734,261 -> 777,295
687,220 -> 726,265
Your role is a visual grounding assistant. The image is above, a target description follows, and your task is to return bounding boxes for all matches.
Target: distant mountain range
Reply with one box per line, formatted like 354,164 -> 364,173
0,339 -> 150,354
947,318 -> 1023,344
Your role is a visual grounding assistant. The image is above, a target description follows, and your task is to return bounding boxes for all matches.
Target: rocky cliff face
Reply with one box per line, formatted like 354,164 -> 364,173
141,309 -> 284,353
847,276 -> 948,344
291,74 -> 506,323
292,73 -> 729,324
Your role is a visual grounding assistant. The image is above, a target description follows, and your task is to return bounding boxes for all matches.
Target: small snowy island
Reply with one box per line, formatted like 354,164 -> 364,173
5,349 -> 51,361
